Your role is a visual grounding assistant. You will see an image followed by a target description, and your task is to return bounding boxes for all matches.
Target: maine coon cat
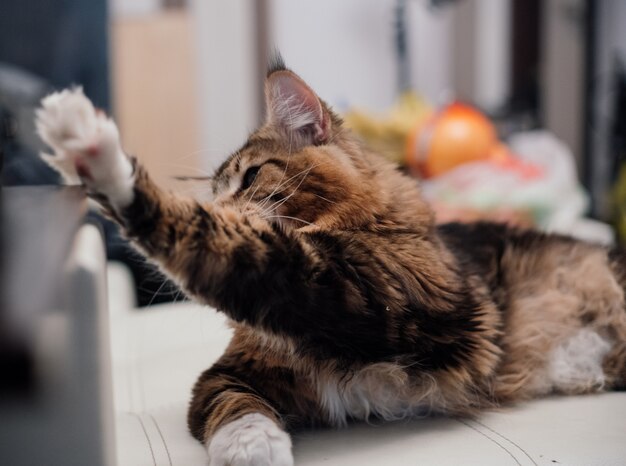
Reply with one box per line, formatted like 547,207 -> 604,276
36,56 -> 626,466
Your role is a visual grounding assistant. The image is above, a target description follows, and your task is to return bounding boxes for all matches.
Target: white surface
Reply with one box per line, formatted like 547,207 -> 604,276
7,225 -> 116,466
69,225 -> 116,466
110,297 -> 232,466
107,261 -> 137,313
295,394 -> 626,466
108,265 -> 626,466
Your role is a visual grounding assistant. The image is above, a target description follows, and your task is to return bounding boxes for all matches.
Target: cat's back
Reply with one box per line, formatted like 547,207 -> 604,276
437,221 -> 626,294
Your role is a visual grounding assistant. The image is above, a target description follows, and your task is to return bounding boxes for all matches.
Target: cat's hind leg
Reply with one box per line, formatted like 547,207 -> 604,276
189,365 -> 294,466
603,342 -> 626,390
605,249 -> 626,390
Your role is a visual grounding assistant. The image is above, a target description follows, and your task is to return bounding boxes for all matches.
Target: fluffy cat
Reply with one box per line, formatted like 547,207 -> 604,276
36,57 -> 626,466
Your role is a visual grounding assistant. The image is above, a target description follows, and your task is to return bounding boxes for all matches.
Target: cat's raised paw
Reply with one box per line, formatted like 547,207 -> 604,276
36,87 -> 134,208
207,413 -> 294,466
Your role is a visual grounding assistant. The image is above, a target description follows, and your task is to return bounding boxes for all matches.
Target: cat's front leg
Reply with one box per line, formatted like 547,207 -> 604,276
207,413 -> 293,466
189,365 -> 294,466
36,88 -> 135,210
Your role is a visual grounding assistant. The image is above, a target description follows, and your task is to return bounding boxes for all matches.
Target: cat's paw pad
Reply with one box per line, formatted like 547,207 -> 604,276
36,88 -> 134,207
207,414 -> 293,466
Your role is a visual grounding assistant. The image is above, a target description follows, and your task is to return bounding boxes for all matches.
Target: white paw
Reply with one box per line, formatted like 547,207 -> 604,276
36,87 -> 134,208
207,413 -> 294,466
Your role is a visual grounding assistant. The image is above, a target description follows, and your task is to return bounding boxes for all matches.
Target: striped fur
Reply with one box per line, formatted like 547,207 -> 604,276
37,59 -> 626,465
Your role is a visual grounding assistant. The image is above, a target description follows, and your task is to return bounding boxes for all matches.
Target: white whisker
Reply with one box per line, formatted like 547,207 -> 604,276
258,165 -> 315,216
256,162 -> 311,212
311,192 -> 336,204
147,278 -> 170,307
160,162 -> 214,177
257,164 -> 316,213
243,181 -> 263,212
263,215 -> 314,226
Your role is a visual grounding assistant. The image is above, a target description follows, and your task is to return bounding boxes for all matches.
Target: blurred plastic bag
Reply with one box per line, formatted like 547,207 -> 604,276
421,131 -> 589,233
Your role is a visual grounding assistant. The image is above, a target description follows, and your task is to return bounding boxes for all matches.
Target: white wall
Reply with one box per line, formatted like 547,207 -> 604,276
409,1 -> 454,106
542,0 -> 585,169
475,0 -> 511,111
190,0 -> 258,169
189,0 -> 456,169
189,0 -> 510,169
110,0 -> 160,18
268,0 -> 454,112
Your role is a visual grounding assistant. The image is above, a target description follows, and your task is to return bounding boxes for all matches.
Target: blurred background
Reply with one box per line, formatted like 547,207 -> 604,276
3,2 -> 626,465
2,0 -> 626,303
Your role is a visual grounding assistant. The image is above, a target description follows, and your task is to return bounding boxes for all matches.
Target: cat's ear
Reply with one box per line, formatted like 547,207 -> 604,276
265,66 -> 332,147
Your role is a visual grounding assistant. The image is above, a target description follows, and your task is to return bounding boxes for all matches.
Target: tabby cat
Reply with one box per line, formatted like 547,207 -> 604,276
36,56 -> 626,466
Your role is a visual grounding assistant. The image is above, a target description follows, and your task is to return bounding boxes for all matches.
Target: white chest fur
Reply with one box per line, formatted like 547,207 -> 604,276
314,362 -> 440,426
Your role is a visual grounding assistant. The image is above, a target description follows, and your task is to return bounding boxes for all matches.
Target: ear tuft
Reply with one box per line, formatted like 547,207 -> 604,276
265,69 -> 331,147
267,51 -> 287,77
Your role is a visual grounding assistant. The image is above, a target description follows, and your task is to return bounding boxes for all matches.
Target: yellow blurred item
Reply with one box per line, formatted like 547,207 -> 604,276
343,92 -> 432,164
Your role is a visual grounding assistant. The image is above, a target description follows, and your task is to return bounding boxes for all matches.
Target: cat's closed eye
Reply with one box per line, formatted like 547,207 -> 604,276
242,166 -> 260,191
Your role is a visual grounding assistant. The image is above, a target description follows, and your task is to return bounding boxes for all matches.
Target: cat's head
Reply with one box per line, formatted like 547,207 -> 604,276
209,56 -> 431,232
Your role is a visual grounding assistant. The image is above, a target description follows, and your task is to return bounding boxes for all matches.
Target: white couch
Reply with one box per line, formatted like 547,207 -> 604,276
107,263 -> 626,466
